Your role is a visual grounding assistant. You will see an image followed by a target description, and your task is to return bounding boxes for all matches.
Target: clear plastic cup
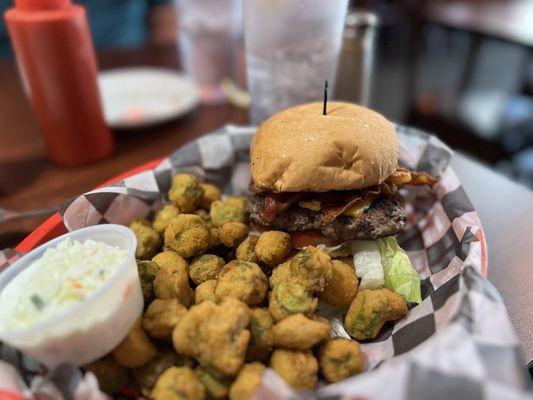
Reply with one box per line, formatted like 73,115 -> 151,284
175,0 -> 243,103
244,0 -> 349,125
0,224 -> 143,368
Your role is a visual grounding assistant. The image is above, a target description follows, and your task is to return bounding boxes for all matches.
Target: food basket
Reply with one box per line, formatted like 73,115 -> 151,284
0,125 -> 530,400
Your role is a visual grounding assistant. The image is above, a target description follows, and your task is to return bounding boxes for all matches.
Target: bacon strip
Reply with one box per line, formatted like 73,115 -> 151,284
258,169 -> 436,223
375,182 -> 398,196
321,194 -> 363,224
320,184 -> 393,224
261,192 -> 303,222
386,168 -> 437,187
406,171 -> 438,186
385,168 -> 412,185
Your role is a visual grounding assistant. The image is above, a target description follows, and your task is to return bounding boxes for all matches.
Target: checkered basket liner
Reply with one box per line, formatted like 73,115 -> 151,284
0,125 -> 531,400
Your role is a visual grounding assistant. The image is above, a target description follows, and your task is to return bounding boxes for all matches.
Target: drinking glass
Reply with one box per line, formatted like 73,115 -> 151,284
175,0 -> 243,103
244,0 -> 349,124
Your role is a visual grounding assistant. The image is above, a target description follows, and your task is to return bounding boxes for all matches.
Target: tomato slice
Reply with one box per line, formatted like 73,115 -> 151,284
289,231 -> 343,249
250,224 -> 342,249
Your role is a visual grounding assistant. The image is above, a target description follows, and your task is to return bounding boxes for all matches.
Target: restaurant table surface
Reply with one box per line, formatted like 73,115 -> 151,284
0,45 -> 532,370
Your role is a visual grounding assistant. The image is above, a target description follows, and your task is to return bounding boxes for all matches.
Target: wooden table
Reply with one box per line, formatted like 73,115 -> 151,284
0,45 -> 248,246
0,45 -> 532,370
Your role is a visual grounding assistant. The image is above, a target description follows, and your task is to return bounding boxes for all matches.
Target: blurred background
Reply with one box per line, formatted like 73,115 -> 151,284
1,0 -> 532,188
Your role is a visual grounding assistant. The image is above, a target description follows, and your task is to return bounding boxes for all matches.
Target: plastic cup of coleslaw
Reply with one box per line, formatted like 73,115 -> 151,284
0,224 -> 143,368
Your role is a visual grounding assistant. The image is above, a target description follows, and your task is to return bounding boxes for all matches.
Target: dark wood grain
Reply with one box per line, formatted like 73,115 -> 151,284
0,44 -> 247,245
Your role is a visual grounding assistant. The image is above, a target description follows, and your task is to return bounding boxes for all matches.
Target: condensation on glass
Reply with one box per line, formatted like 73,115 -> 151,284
244,0 -> 349,125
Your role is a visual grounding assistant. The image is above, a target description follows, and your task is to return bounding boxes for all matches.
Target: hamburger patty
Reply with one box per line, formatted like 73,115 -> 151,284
247,194 -> 406,240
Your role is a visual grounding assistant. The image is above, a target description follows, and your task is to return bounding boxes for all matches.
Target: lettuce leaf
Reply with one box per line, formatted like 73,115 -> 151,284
349,240 -> 384,290
377,236 -> 421,304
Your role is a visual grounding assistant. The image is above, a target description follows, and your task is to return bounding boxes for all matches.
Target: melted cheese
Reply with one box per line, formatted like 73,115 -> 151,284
298,200 -> 322,211
342,198 -> 374,218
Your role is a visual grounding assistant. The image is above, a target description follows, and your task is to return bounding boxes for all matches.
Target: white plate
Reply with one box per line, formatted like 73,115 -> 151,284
98,68 -> 199,129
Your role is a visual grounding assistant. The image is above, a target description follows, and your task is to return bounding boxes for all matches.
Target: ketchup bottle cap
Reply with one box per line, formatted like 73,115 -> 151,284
15,0 -> 71,10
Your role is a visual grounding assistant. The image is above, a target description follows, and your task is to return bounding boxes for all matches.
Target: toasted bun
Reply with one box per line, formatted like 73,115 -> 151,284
251,102 -> 398,192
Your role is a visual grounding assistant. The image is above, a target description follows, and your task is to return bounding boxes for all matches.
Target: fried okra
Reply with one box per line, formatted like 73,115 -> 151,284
137,260 -> 159,304
152,367 -> 206,400
270,349 -> 318,391
189,254 -> 225,285
255,231 -> 292,267
200,183 -> 221,210
153,205 -> 180,234
172,298 -> 250,377
290,246 -> 332,292
169,173 -> 204,213
164,214 -> 211,258
219,222 -> 249,248
152,250 -> 189,275
229,363 -> 265,400
236,235 -> 259,263
268,282 -> 317,322
195,279 -> 218,304
143,299 -> 188,338
130,218 -> 162,260
344,289 -> 408,340
210,200 -> 246,227
319,338 -> 364,383
271,314 -> 330,350
318,260 -> 358,306
247,308 -> 274,361
225,196 -> 247,210
209,227 -> 221,247
215,260 -> 268,306
112,318 -> 157,368
153,263 -> 192,307
84,355 -> 128,394
269,260 -> 291,289
195,367 -> 232,400
133,350 -> 194,396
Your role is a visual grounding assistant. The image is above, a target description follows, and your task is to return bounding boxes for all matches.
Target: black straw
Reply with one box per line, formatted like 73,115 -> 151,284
323,81 -> 328,115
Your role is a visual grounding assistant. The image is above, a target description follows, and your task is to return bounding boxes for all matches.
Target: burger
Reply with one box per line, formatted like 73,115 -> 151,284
247,102 -> 436,248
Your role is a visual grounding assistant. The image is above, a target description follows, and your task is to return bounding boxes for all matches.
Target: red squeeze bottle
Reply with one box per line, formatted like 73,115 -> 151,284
4,0 -> 114,165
